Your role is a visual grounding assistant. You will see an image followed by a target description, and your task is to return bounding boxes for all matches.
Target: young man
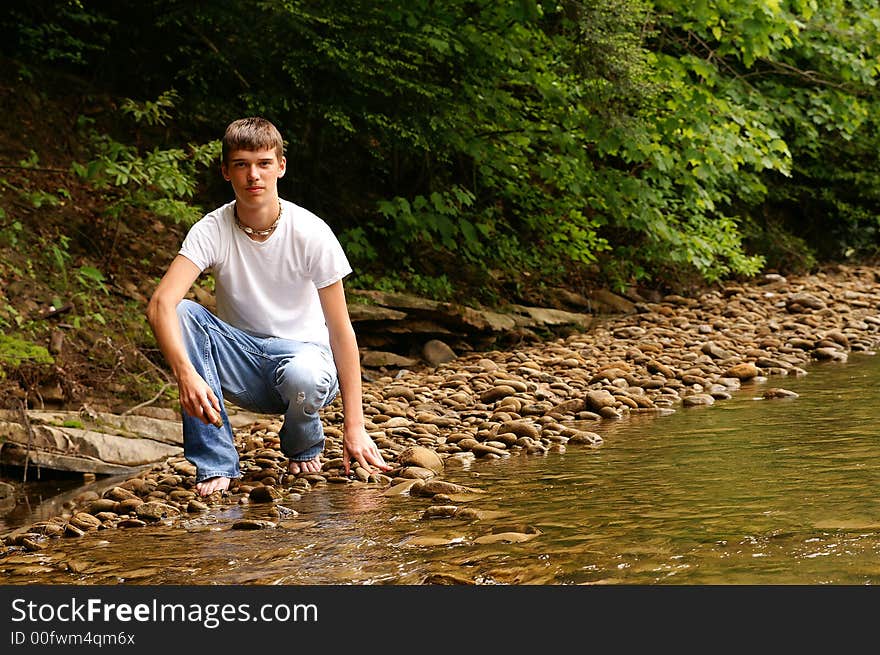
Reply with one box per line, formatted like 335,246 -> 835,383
147,117 -> 390,497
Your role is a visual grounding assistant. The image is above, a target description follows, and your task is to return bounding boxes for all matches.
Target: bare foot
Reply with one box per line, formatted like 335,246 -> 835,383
288,457 -> 322,475
195,476 -> 230,497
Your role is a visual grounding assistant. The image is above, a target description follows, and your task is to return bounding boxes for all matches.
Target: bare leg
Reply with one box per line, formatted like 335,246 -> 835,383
196,476 -> 231,497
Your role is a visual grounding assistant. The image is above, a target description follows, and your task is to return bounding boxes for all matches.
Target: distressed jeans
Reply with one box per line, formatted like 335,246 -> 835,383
176,299 -> 339,483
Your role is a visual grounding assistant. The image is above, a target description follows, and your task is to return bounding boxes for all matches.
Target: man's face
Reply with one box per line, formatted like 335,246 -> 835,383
221,148 -> 286,203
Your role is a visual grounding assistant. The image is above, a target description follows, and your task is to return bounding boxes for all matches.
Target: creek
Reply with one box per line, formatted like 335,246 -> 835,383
3,354 -> 880,584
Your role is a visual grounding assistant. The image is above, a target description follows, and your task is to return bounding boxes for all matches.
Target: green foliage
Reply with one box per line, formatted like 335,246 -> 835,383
120,90 -> 180,127
2,0 -> 879,299
375,186 -> 484,259
349,271 -> 455,302
75,265 -> 108,295
652,0 -> 880,267
0,206 -> 22,248
1,2 -> 113,68
46,234 -> 72,292
70,111 -> 220,227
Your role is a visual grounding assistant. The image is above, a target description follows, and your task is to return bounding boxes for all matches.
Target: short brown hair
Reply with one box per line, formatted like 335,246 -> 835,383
221,117 -> 284,164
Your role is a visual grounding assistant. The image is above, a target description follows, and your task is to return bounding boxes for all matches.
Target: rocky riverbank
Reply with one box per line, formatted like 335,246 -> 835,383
3,265 -> 880,555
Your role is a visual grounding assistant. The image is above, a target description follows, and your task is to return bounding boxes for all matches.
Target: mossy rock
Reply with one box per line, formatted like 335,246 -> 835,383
0,334 -> 54,378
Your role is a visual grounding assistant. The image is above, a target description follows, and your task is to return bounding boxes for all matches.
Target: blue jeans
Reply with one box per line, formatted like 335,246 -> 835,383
176,299 -> 339,482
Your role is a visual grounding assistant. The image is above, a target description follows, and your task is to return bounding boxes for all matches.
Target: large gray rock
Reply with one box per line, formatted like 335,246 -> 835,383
422,339 -> 457,366
360,351 -> 420,368
510,305 -> 592,328
347,304 -> 407,322
0,409 -> 182,445
0,418 -> 182,473
589,289 -> 637,314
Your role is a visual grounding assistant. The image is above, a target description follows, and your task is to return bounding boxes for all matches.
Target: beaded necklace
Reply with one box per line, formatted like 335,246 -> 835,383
234,201 -> 282,237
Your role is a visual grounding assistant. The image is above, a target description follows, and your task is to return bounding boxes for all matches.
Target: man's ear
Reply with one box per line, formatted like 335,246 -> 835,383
278,156 -> 287,178
220,162 -> 230,181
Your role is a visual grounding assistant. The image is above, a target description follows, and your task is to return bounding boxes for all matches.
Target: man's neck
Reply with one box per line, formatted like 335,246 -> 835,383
235,195 -> 281,231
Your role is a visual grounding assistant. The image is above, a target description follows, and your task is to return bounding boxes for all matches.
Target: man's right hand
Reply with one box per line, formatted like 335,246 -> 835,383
177,369 -> 223,426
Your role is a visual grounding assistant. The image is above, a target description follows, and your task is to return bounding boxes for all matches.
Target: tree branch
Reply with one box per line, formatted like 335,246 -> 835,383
0,165 -> 69,173
121,382 -> 173,416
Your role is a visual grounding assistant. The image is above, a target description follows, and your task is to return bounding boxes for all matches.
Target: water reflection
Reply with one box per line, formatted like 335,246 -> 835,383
5,355 -> 880,584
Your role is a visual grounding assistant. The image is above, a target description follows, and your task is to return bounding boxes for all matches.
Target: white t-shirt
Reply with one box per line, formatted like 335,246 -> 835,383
179,199 -> 352,346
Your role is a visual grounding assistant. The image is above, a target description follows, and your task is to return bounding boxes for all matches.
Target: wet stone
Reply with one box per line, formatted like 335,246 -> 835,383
454,438 -> 482,453
118,519 -> 147,528
421,505 -> 459,519
598,406 -> 622,419
64,524 -> 86,538
723,363 -> 760,380
565,430 -> 602,445
21,537 -> 48,551
231,520 -> 277,530
417,479 -> 479,497
682,394 -> 716,407
42,523 -> 66,538
382,479 -> 421,496
763,388 -> 799,399
424,573 -> 475,585
7,533 -> 43,547
397,445 -> 444,474
135,502 -> 180,522
471,444 -> 509,457
187,499 -> 209,513
398,466 -> 437,480
104,486 -> 138,502
814,347 -> 847,362
70,512 -> 102,531
86,499 -> 120,515
493,432 -> 519,446
120,478 -> 152,494
115,498 -> 145,514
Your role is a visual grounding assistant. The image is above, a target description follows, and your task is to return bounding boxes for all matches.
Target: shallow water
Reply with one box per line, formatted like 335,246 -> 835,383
5,354 -> 880,585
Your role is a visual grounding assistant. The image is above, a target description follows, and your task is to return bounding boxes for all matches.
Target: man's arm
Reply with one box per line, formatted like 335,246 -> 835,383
146,255 -> 222,426
318,280 -> 391,475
